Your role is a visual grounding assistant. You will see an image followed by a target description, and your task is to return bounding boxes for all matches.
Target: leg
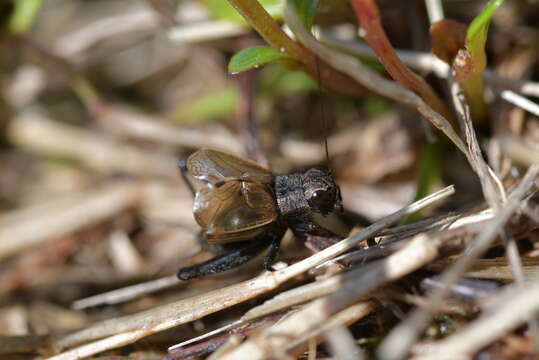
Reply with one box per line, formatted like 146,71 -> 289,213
292,213 -> 341,252
263,237 -> 282,270
304,235 -> 340,252
178,157 -> 196,199
178,239 -> 271,280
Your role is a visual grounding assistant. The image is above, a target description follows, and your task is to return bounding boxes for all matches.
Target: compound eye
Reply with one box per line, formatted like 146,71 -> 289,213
308,189 -> 333,213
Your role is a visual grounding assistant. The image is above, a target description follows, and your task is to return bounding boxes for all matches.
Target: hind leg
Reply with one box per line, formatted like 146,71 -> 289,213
177,239 -> 272,280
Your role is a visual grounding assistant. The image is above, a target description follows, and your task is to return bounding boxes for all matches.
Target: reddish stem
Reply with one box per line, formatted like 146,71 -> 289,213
349,0 -> 453,122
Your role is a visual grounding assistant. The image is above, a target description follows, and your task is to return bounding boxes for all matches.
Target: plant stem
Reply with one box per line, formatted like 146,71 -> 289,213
227,0 -> 367,96
349,0 -> 454,123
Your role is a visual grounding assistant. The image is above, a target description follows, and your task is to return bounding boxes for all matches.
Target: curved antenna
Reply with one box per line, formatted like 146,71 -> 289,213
312,1 -> 330,170
315,54 -> 330,169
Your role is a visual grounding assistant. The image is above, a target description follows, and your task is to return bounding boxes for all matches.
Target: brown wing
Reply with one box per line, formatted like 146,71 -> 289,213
187,148 -> 273,185
193,180 -> 278,244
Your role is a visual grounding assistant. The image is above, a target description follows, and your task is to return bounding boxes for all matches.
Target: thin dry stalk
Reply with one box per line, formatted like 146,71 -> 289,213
318,34 -> 539,98
449,78 -> 506,208
378,165 -> 539,360
8,112 -> 177,178
0,182 -> 141,260
72,275 -> 179,309
427,257 -> 539,281
167,313 -> 283,360
46,186 -> 454,359
424,0 -> 444,24
241,274 -> 345,322
171,268 -> 366,351
282,302 -> 375,357
501,90 -> 539,117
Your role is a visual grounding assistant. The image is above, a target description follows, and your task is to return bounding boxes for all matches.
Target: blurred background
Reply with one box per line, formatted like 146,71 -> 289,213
1,0 -> 539,359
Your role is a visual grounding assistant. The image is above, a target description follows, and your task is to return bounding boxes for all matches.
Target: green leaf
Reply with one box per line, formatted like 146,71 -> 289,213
459,0 -> 504,121
466,0 -> 504,69
170,87 -> 239,124
288,0 -> 318,29
260,64 -> 318,93
9,0 -> 42,34
204,0 -> 284,23
229,46 -> 291,74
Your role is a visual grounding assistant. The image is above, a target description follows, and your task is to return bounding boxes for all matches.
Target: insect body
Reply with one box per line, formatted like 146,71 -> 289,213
177,148 -> 342,280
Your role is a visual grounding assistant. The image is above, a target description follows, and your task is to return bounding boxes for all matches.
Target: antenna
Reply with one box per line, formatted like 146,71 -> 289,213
313,2 -> 330,169
315,56 -> 329,169
315,54 -> 330,168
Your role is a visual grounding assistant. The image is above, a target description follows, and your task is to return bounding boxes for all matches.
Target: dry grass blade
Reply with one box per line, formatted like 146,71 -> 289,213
378,165 -> 539,360
46,186 -> 453,359
72,275 -> 179,309
425,0 -> 444,24
241,272 -> 346,322
8,112 -> 177,178
501,90 -> 539,117
427,257 -> 539,281
0,182 -> 141,260
449,78 -> 505,208
283,302 -> 374,358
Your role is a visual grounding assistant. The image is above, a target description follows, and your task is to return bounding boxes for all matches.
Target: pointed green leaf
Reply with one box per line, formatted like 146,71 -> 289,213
460,0 -> 504,121
466,0 -> 504,70
228,46 -> 291,74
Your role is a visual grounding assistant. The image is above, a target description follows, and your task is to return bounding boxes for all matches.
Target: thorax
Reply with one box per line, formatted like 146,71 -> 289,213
274,173 -> 309,220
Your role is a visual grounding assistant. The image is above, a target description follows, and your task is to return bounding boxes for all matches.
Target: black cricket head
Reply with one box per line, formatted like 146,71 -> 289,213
302,168 -> 342,216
